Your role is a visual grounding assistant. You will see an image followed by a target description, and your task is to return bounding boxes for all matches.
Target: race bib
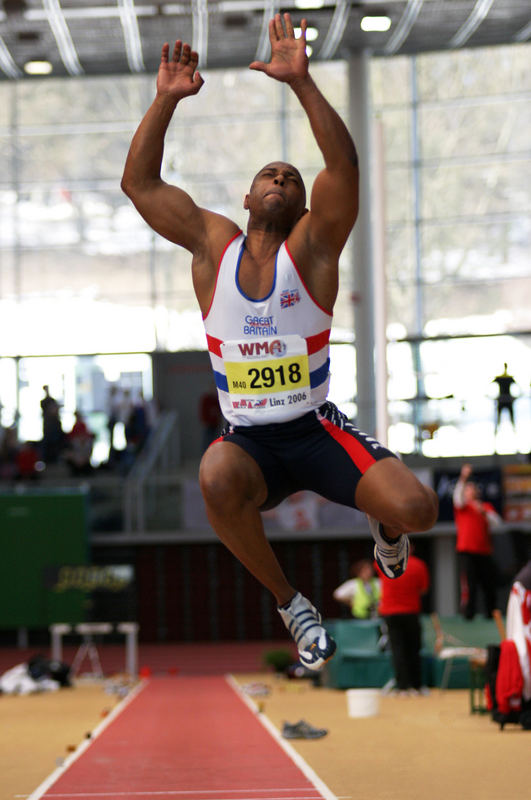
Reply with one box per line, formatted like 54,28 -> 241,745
221,335 -> 311,413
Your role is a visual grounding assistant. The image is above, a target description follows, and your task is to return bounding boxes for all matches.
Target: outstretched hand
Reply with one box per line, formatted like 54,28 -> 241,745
157,40 -> 204,100
460,463 -> 473,481
249,13 -> 308,83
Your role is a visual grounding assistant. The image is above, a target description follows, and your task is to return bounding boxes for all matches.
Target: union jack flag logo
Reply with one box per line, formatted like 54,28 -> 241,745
280,288 -> 300,308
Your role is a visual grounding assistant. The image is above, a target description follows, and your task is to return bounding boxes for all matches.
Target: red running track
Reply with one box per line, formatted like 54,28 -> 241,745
30,676 -> 332,800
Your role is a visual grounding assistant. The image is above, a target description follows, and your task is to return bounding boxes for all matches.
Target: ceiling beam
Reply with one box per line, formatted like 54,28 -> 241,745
319,0 -> 351,60
192,0 -> 208,67
43,0 -> 83,75
384,0 -> 424,55
449,0 -> 494,49
513,17 -> 531,42
0,34 -> 21,78
255,0 -> 275,63
118,0 -> 145,73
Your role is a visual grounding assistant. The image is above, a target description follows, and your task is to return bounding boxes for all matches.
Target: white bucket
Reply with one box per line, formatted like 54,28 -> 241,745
346,688 -> 380,718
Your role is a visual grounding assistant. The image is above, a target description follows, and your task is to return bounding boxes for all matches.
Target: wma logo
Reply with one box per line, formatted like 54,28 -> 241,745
237,340 -> 287,357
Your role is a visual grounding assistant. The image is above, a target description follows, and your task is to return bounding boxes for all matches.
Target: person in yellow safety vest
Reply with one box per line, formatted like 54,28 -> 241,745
333,558 -> 381,619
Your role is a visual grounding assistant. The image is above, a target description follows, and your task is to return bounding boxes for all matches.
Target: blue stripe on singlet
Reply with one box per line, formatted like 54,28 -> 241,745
213,370 -> 229,392
309,358 -> 330,389
216,361 -> 328,394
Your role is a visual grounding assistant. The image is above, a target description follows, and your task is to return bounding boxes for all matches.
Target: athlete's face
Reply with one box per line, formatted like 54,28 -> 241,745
244,162 -> 306,222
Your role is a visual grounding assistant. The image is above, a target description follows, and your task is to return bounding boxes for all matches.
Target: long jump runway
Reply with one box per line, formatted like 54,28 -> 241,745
27,676 -> 337,800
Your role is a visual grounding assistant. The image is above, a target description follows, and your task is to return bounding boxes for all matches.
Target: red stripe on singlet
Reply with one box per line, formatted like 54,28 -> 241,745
206,333 -> 224,357
319,415 -> 377,473
208,331 -> 329,358
306,328 -> 330,354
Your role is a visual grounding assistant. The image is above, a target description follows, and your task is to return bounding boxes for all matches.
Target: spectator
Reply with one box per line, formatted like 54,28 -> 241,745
453,463 -> 502,619
125,391 -> 151,456
333,558 -> 381,619
40,384 -> 57,420
106,384 -> 123,454
40,385 -> 65,464
0,426 -> 19,481
376,547 -> 430,695
0,429 -> 40,482
16,441 -> 40,481
64,410 -> 94,475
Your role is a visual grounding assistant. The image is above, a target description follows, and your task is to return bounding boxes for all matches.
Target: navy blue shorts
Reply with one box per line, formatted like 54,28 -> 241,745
220,401 -> 396,510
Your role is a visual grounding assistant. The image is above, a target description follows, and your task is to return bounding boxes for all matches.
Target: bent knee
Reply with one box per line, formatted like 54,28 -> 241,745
199,442 -> 266,511
199,453 -> 239,509
399,485 -> 438,531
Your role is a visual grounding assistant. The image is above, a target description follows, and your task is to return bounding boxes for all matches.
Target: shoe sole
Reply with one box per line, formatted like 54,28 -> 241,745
299,638 -> 337,672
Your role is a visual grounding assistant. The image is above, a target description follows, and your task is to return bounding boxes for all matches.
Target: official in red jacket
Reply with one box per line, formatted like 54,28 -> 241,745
453,463 -> 502,619
376,551 -> 430,695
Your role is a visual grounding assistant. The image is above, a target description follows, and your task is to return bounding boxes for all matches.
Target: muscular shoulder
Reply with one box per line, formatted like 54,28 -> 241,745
192,212 -> 241,313
285,215 -> 339,313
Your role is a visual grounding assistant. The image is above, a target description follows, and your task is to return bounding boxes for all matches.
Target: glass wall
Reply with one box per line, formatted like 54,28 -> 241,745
371,44 -> 531,456
0,45 -> 530,458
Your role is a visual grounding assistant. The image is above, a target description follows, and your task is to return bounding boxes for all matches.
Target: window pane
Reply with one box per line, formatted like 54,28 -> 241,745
423,278 -> 531,334
17,131 -> 132,183
417,46 -> 531,100
183,68 -> 281,117
386,225 -> 416,284
386,167 -> 414,223
0,85 -> 10,127
421,161 -> 530,219
380,108 -> 411,164
0,358 -> 17,426
420,101 -> 530,159
19,247 -> 152,304
422,219 -> 530,283
16,76 -> 149,126
165,119 -> 283,181
387,284 -> 418,332
371,56 -> 411,106
287,61 -> 347,110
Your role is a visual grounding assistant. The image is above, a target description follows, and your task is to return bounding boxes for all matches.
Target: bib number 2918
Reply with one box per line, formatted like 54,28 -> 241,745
248,362 -> 301,389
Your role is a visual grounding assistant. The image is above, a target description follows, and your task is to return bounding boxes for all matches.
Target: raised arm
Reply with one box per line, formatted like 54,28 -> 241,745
453,463 -> 472,508
250,14 -> 359,254
121,41 -> 233,254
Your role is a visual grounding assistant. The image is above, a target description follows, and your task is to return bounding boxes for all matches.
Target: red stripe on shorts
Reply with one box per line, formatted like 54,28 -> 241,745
319,416 -> 377,473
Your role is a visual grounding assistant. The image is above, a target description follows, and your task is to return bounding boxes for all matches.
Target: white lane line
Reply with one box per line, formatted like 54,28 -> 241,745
37,791 -> 316,796
38,791 -> 318,796
225,674 -> 339,800
19,792 -> 320,799
22,795 -> 321,799
24,679 -> 149,800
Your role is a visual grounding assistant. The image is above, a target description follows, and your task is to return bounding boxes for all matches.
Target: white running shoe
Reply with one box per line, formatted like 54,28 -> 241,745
278,592 -> 336,672
367,515 -> 410,579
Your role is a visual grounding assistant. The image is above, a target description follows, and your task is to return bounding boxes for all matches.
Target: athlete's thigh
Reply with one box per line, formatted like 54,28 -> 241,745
292,405 -> 396,508
354,455 -> 438,531
199,438 -> 269,508
214,430 -> 297,511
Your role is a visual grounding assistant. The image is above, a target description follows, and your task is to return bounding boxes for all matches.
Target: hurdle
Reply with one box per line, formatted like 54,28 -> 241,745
49,621 -> 139,678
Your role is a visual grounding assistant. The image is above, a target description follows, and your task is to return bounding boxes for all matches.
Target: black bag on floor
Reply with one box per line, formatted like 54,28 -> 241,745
28,654 -> 72,687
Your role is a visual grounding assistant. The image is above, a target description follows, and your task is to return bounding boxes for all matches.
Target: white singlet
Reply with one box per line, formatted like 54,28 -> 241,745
203,231 -> 332,426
